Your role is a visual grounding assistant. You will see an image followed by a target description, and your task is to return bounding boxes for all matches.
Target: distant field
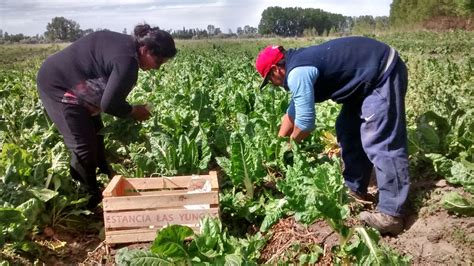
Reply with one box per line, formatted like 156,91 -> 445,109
2,30 -> 472,69
0,43 -> 68,70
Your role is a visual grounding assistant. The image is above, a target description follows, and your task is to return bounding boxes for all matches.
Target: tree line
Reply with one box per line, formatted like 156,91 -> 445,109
258,7 -> 346,36
390,0 -> 473,30
169,24 -> 258,39
0,16 -> 259,44
1,3 -> 472,43
0,17 -> 104,44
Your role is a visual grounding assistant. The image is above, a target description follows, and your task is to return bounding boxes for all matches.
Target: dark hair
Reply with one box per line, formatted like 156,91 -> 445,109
133,23 -> 177,59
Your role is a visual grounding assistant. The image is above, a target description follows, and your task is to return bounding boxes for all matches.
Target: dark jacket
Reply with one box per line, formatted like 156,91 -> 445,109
283,36 -> 398,103
37,31 -> 139,117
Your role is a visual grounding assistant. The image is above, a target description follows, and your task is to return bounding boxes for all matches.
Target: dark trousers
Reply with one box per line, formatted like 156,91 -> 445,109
335,59 -> 410,217
37,90 -> 109,206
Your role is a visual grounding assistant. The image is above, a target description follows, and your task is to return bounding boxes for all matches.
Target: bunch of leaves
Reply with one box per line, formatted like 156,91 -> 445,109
427,154 -> 474,193
276,143 -> 408,264
216,131 -> 287,228
0,185 -> 65,252
115,217 -> 266,265
408,111 -> 474,193
331,226 -> 411,265
276,143 -> 349,235
0,141 -> 90,249
442,191 -> 474,216
100,116 -> 147,154
0,199 -> 42,248
405,53 -> 473,190
217,133 -> 266,199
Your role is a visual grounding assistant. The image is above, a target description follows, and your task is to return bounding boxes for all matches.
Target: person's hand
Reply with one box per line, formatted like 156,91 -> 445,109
130,105 -> 151,121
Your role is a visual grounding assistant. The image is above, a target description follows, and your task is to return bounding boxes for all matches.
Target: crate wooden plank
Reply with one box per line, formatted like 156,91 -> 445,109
105,228 -> 159,244
104,207 -> 219,229
123,171 -> 218,191
105,226 -> 201,244
122,189 -> 188,197
102,175 -> 125,197
123,190 -> 224,197
103,191 -> 218,211
209,171 -> 219,189
124,176 -> 192,190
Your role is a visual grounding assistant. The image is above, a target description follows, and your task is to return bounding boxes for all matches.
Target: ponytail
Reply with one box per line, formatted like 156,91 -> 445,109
133,23 -> 177,59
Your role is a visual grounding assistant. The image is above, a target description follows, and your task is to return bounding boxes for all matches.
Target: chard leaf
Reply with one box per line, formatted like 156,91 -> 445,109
224,254 -> 242,265
426,154 -> 474,193
260,198 -> 287,232
194,218 -> 221,258
16,198 -> 42,231
28,187 -> 58,202
442,192 -> 474,216
0,208 -> 24,225
115,248 -> 172,265
355,227 -> 381,264
230,134 -> 254,199
151,224 -> 194,258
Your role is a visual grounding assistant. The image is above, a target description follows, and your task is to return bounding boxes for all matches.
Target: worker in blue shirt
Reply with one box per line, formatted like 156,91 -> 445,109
255,37 -> 409,235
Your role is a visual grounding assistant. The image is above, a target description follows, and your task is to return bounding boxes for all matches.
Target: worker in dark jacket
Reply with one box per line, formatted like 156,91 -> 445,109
255,37 -> 409,235
37,23 -> 177,209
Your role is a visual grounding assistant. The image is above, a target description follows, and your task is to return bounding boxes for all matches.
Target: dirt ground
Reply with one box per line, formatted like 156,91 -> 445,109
382,180 -> 473,265
2,180 -> 472,265
257,180 -> 473,265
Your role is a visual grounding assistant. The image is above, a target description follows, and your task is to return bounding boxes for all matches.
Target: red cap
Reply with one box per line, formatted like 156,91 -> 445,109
255,45 -> 284,89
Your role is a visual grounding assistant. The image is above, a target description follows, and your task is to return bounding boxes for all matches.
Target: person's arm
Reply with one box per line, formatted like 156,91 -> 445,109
100,56 -> 145,118
285,66 -> 318,142
278,113 -> 294,137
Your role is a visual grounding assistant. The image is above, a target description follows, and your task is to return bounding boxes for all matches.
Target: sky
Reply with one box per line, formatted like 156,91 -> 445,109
0,0 -> 392,36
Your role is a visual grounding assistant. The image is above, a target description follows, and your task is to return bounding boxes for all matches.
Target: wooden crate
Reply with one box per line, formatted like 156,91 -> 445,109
102,171 -> 219,244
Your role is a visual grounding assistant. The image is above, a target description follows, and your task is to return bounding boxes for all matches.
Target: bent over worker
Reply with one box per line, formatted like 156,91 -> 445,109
255,36 -> 409,235
37,24 -> 177,209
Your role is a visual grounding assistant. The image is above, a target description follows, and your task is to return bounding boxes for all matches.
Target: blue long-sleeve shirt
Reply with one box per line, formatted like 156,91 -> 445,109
286,66 -> 319,131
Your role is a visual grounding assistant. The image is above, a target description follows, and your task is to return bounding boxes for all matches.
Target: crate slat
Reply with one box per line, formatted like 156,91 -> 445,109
124,175 -> 210,190
104,207 -> 219,229
102,175 -> 125,197
209,171 -> 219,189
103,191 -> 218,211
105,228 -> 159,244
105,226 -> 201,244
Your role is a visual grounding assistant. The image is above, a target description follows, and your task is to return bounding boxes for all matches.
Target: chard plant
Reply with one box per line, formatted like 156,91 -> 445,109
115,217 -> 266,265
277,142 -> 409,264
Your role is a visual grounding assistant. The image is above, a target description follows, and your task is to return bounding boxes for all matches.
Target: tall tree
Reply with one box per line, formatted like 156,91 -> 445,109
207,24 -> 215,35
45,17 -> 83,42
390,0 -> 474,28
258,7 -> 345,37
352,15 -> 376,34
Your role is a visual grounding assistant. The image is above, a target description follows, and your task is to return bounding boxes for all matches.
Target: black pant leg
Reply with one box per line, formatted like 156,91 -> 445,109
38,90 -> 102,205
92,115 -> 111,177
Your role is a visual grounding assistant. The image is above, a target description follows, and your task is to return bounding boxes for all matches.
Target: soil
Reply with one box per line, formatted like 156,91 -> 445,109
259,217 -> 339,264
383,180 -> 473,265
2,180 -> 472,265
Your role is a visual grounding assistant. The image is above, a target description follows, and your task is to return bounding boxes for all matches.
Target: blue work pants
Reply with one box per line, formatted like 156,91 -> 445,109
336,59 -> 410,217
